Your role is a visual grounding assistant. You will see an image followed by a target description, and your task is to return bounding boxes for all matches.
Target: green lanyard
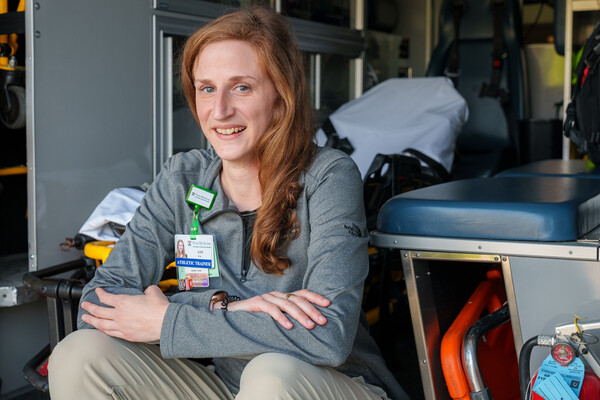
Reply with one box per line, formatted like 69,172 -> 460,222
190,205 -> 200,240
185,184 -> 217,240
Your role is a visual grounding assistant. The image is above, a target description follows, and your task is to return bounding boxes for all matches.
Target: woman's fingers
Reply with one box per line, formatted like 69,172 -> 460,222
265,292 -> 326,329
292,289 -> 331,307
80,301 -> 113,319
226,289 -> 330,330
80,309 -> 117,332
260,300 -> 294,329
271,289 -> 329,306
265,294 -> 315,329
79,287 -> 169,342
286,290 -> 330,325
273,290 -> 329,325
229,297 -> 294,329
286,294 -> 328,326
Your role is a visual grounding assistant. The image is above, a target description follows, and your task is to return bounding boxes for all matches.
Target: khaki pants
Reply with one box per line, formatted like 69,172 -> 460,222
48,329 -> 388,399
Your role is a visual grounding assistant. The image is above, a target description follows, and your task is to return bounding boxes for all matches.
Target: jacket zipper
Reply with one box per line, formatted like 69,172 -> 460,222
240,214 -> 249,283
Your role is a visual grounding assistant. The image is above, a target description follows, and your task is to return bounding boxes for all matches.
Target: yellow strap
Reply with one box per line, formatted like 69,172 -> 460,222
0,166 -> 27,176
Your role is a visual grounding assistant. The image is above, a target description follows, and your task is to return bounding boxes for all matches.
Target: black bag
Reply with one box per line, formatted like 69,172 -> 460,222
363,149 -> 451,231
564,20 -> 600,163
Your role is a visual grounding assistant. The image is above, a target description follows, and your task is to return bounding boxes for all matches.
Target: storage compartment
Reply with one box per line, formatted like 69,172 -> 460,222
397,251 -> 519,400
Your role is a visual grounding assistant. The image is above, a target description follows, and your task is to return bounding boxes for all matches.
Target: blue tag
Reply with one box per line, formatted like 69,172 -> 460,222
533,355 -> 585,397
533,373 -> 579,400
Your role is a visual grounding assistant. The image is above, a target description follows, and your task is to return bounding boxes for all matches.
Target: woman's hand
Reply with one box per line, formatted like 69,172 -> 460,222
227,289 -> 330,330
80,286 -> 169,342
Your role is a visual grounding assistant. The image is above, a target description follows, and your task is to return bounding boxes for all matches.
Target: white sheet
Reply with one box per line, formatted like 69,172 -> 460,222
78,187 -> 146,241
316,77 -> 469,178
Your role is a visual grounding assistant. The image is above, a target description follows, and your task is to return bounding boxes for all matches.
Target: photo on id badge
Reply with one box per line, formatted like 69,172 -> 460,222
174,234 -> 220,291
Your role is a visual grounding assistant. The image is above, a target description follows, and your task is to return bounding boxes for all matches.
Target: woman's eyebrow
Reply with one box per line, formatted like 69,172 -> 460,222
194,78 -> 212,86
194,75 -> 259,85
229,75 -> 259,82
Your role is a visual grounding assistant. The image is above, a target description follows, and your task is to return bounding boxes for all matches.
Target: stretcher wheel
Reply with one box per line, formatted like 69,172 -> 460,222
1,85 -> 26,129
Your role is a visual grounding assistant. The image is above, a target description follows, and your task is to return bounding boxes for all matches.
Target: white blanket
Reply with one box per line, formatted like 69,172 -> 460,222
316,77 -> 469,178
78,187 -> 146,241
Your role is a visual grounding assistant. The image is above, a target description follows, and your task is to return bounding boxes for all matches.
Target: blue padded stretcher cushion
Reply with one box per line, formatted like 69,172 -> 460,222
377,177 -> 600,241
496,159 -> 600,178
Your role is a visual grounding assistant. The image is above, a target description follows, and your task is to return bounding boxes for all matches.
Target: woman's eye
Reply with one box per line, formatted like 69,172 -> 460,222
236,85 -> 250,93
197,86 -> 214,94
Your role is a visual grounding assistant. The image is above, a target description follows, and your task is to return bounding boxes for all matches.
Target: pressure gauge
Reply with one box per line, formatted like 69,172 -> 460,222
551,343 -> 576,366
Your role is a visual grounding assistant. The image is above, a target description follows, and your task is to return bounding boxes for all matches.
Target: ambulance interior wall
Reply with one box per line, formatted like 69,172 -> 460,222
27,0 -> 154,271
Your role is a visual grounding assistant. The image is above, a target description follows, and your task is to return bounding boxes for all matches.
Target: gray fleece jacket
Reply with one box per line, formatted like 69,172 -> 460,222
77,146 -> 409,399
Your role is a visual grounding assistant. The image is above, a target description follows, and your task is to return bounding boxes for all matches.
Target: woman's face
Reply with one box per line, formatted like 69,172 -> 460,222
193,40 -> 279,167
178,241 -> 184,252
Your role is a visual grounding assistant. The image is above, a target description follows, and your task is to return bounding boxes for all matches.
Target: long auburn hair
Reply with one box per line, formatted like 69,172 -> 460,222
181,6 -> 315,274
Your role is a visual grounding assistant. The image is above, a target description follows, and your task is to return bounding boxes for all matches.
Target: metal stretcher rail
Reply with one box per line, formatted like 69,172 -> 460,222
22,256 -> 95,393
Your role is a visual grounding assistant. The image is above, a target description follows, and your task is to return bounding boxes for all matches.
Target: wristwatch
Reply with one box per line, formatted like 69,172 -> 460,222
209,291 -> 241,311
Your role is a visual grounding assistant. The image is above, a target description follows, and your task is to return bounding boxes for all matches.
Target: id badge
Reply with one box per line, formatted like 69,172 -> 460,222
174,234 -> 221,290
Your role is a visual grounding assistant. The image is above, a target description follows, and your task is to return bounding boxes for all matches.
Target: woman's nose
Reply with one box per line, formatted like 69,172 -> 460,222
212,91 -> 234,120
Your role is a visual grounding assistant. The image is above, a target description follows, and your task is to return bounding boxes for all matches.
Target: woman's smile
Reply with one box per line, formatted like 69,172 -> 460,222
215,126 -> 246,135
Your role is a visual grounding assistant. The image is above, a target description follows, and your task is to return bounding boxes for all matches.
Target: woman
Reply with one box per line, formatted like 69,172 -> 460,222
48,6 -> 409,400
175,239 -> 187,258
